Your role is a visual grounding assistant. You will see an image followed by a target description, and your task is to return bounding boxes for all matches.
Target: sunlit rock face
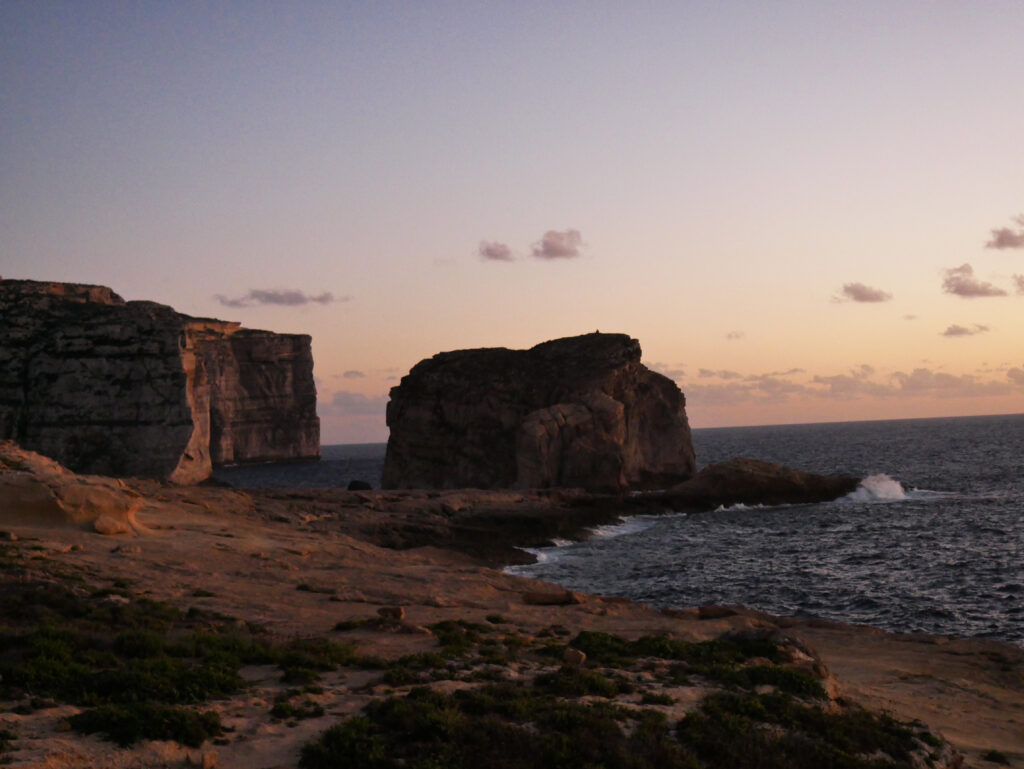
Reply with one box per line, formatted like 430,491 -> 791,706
382,332 -> 695,492
0,279 -> 319,483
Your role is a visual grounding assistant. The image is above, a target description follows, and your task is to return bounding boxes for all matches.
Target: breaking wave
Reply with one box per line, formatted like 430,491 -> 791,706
842,473 -> 907,502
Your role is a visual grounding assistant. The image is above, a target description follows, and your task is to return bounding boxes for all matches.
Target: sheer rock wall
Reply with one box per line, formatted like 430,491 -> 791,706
382,333 -> 695,493
0,279 -> 319,483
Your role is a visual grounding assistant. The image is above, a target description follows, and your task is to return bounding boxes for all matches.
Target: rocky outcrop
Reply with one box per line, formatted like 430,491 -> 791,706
382,332 -> 695,492
0,279 -> 319,482
661,457 -> 860,511
0,440 -> 144,534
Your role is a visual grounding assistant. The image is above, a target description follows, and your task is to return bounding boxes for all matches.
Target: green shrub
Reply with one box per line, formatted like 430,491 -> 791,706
69,703 -> 222,747
300,683 -> 698,769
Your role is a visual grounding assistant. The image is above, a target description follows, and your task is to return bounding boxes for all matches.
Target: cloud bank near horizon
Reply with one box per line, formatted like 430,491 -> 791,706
215,289 -> 345,308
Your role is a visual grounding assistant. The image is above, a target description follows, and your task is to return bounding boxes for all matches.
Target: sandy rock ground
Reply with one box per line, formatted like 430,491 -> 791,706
1,460 -> 1021,768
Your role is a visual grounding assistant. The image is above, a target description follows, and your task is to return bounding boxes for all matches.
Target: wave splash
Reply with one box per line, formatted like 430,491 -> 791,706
843,473 -> 907,502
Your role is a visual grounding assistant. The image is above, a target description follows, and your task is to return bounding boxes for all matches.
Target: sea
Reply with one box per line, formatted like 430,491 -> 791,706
213,413 -> 1024,646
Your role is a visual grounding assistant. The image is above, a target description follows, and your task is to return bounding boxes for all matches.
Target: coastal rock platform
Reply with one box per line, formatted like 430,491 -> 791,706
0,446 -> 1020,768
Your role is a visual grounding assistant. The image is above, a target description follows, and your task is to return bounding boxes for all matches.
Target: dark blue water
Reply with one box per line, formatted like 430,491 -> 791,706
512,414 -> 1024,645
214,414 -> 1024,645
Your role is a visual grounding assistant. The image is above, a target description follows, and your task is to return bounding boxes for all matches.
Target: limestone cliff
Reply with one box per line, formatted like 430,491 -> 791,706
382,333 -> 695,492
0,279 -> 319,482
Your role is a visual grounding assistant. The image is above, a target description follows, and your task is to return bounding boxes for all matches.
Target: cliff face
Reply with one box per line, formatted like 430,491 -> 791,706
382,333 -> 695,492
0,279 -> 319,482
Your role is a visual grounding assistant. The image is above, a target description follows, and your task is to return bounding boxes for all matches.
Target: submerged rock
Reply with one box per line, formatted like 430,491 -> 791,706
0,279 -> 319,482
382,332 -> 696,493
662,457 -> 860,511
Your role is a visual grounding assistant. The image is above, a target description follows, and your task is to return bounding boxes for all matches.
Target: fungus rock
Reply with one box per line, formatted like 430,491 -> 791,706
382,333 -> 695,492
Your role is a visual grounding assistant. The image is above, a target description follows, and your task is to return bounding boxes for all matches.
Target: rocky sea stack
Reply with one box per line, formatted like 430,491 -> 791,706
0,279 -> 319,483
382,332 -> 696,492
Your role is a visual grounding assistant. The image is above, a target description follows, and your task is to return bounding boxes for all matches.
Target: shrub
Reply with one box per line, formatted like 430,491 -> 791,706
69,703 -> 222,747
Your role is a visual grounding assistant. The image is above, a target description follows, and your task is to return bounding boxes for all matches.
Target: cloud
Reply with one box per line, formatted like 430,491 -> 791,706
903,314 -> 917,321
1014,274 -> 1024,294
342,370 -> 366,379
725,331 -> 744,341
686,362 -> 1021,408
531,229 -> 583,259
836,282 -> 892,303
941,323 -> 989,337
478,240 -> 514,262
215,289 -> 345,308
984,214 -> 1024,249
892,368 -> 1011,397
941,264 -> 1007,298
698,369 -> 742,379
649,362 -> 685,380
318,390 -> 388,416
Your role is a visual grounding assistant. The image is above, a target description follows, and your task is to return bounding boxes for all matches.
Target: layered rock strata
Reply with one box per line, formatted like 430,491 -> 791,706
0,279 -> 319,483
382,332 -> 695,492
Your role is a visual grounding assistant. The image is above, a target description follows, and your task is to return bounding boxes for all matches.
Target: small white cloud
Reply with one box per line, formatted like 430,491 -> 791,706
836,282 -> 892,303
942,264 -> 1007,298
478,241 -> 514,262
941,323 -> 989,337
985,214 -> 1024,249
531,229 -> 583,259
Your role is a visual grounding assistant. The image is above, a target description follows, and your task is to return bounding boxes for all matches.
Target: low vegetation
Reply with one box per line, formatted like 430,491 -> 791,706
0,580 -> 356,747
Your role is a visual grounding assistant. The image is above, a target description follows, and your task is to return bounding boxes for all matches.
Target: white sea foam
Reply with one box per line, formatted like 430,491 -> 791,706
842,473 -> 907,502
587,516 -> 659,539
712,502 -> 765,512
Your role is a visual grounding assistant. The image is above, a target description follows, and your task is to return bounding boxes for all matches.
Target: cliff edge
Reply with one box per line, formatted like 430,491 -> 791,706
0,279 -> 319,483
382,332 -> 695,492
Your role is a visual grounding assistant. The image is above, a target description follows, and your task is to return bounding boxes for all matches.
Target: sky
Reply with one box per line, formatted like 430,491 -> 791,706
2,1 -> 1023,443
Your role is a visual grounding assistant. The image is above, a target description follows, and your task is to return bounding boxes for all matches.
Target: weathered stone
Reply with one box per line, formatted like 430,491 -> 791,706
663,457 -> 860,511
377,606 -> 406,621
563,647 -> 587,666
522,589 -> 585,606
382,333 -> 695,492
0,279 -> 319,482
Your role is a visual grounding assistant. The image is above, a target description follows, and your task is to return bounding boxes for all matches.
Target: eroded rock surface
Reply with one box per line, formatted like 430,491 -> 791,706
662,457 -> 860,511
382,332 -> 695,492
0,279 -> 318,482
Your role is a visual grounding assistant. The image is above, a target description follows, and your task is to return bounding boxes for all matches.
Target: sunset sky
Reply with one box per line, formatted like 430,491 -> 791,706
3,2 -> 1023,443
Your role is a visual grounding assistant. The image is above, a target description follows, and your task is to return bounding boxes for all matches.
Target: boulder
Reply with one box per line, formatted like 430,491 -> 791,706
0,441 -> 144,532
663,457 -> 860,511
382,333 -> 695,492
0,279 -> 319,482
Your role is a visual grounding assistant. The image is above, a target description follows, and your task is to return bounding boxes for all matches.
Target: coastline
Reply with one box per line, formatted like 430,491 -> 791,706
1,446 -> 1021,767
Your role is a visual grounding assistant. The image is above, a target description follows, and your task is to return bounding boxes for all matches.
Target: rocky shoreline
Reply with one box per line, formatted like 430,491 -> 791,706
1,443 -> 1022,768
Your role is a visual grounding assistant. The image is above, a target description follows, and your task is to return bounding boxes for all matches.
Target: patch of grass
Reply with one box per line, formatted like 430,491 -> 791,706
570,630 -> 782,668
300,683 -> 697,769
0,580 -> 361,747
428,619 -> 490,657
534,666 -> 629,698
678,691 -> 937,769
0,727 -> 16,755
641,692 -> 675,706
68,703 -> 222,748
485,614 -> 510,624
271,691 -> 325,721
